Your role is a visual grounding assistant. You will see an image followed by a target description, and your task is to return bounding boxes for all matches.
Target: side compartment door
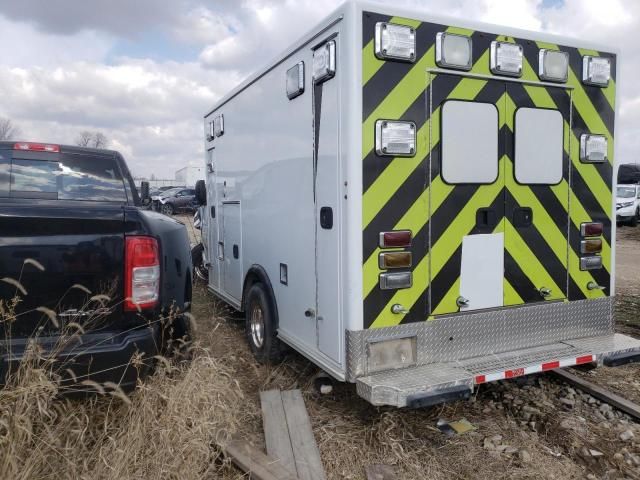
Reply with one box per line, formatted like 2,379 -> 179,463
221,202 -> 243,302
313,37 -> 342,363
503,84 -> 569,305
428,74 -> 506,315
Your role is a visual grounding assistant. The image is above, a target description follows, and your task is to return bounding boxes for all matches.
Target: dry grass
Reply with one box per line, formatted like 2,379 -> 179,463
0,275 -> 244,480
2,249 -> 639,479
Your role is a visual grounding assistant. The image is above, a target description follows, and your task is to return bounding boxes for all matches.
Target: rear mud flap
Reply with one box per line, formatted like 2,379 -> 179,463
356,333 -> 640,407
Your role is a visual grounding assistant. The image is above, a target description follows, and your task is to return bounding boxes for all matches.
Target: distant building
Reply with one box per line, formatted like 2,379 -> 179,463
175,165 -> 204,187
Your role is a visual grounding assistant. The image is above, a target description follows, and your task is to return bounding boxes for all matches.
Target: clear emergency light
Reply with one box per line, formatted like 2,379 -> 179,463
583,56 -> 611,87
374,22 -> 416,62
435,32 -> 472,71
375,120 -> 416,157
490,41 -> 523,77
379,271 -> 412,290
313,41 -> 336,84
213,115 -> 224,137
539,49 -> 569,83
580,134 -> 607,163
286,61 -> 305,100
580,256 -> 602,271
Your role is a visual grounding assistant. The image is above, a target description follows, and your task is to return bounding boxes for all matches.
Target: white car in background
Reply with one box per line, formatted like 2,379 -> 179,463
616,184 -> 640,227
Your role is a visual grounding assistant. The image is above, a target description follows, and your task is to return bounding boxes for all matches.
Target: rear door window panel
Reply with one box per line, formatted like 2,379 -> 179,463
4,152 -> 127,202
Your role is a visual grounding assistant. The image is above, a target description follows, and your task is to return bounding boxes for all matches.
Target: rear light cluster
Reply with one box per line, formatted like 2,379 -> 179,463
13,142 -> 60,153
579,222 -> 603,271
378,230 -> 413,290
124,236 -> 160,311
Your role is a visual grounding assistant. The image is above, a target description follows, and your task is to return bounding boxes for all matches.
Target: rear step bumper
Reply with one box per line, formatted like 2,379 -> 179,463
356,333 -> 640,407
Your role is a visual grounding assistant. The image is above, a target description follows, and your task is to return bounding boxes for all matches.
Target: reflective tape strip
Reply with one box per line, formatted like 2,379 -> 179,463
474,354 -> 594,385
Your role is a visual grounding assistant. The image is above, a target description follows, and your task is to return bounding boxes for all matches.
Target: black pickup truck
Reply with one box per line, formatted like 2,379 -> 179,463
0,142 -> 192,390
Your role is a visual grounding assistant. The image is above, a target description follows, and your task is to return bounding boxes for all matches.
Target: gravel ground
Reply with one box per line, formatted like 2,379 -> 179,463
176,213 -> 640,479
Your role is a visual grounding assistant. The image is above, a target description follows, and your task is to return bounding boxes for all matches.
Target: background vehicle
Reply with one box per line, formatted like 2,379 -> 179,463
201,2 -> 640,408
616,184 -> 640,227
618,163 -> 640,185
151,186 -> 182,211
0,141 -> 193,390
158,187 -> 196,215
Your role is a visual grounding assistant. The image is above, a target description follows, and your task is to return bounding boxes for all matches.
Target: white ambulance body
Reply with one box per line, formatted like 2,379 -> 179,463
201,1 -> 640,407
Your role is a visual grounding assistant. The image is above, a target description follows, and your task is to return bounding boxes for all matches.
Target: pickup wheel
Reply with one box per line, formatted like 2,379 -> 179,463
245,283 -> 281,364
191,243 -> 208,283
161,203 -> 174,216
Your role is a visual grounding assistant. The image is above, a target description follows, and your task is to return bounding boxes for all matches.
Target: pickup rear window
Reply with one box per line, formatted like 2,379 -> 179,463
0,151 -> 127,202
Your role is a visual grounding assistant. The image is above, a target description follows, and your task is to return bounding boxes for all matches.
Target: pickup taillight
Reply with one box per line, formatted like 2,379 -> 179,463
124,236 -> 160,312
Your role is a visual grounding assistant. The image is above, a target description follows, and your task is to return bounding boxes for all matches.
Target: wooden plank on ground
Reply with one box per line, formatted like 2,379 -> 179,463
281,389 -> 327,480
365,464 -> 398,480
260,390 -> 297,474
552,368 -> 640,420
224,440 -> 298,480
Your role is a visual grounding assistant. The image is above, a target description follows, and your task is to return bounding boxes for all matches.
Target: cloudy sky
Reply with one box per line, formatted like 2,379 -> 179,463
0,0 -> 637,178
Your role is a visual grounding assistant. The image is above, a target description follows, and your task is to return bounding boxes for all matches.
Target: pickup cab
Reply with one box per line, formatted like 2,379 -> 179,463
0,142 -> 193,390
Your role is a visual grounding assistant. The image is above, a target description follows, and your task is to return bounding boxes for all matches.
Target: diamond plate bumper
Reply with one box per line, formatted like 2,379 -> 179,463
356,333 -> 640,407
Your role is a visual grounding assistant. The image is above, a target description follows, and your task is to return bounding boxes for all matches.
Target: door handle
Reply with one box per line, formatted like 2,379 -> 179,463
391,304 -> 409,315
217,241 -> 224,261
304,308 -> 315,318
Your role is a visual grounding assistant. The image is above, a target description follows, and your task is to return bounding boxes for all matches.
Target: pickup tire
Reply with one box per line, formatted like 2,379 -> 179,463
245,283 -> 281,364
191,243 -> 208,283
629,210 -> 639,227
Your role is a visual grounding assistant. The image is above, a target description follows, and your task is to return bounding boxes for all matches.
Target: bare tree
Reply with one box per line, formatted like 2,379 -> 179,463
76,131 -> 109,149
0,117 -> 20,141
93,132 -> 108,149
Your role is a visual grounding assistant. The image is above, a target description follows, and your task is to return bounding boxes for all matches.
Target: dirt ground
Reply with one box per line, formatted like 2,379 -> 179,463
616,226 -> 640,296
177,214 -> 640,479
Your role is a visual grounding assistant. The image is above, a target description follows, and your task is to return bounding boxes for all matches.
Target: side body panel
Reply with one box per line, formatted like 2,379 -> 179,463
203,18 -> 350,374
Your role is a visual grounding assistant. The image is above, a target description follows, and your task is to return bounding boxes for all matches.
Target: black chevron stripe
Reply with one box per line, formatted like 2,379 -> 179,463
363,76 -> 505,262
427,189 -> 504,316
505,249 -> 540,303
565,47 -> 615,135
362,71 -> 461,192
362,12 -> 390,48
506,80 -> 612,245
504,189 -> 569,295
518,44 -> 614,192
362,182 -> 481,328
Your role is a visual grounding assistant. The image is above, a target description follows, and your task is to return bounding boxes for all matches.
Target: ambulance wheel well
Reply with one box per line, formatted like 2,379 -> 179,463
241,265 -> 279,326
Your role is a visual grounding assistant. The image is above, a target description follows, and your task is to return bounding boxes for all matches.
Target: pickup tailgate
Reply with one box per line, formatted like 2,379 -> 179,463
0,204 -> 126,336
0,145 -> 135,338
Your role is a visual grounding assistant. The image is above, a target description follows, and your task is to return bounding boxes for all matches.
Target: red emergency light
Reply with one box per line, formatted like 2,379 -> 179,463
580,222 -> 603,237
379,230 -> 412,248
